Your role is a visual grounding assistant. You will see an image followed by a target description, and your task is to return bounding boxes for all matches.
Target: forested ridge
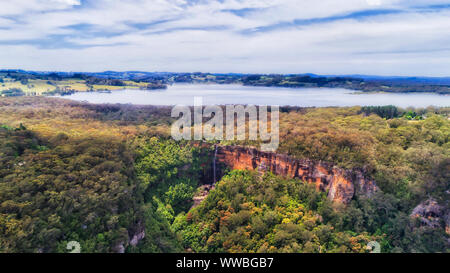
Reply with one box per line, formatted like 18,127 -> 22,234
2,70 -> 450,96
0,97 -> 448,253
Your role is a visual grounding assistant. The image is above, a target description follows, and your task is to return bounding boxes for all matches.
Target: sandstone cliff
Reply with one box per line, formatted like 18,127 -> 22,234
214,145 -> 378,204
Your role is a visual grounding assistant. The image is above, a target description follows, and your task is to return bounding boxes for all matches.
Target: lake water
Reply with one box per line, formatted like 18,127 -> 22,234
55,84 -> 450,107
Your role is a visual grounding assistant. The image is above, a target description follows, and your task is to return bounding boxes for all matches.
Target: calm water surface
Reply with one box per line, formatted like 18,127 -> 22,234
55,84 -> 450,107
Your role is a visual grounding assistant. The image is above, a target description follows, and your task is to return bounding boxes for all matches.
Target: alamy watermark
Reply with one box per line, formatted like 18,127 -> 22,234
366,241 -> 381,253
66,241 -> 81,253
171,97 -> 279,152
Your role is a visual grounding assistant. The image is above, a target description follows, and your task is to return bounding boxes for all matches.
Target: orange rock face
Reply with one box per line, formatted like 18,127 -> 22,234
215,146 -> 378,204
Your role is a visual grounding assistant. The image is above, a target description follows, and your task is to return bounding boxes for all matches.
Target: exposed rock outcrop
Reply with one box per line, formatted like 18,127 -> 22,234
129,221 -> 145,247
214,145 -> 378,204
445,213 -> 450,235
113,221 -> 146,253
112,243 -> 125,253
411,199 -> 448,231
192,184 -> 215,208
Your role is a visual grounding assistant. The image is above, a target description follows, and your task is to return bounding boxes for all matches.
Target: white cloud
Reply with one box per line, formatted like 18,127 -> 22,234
0,0 -> 80,16
0,0 -> 449,76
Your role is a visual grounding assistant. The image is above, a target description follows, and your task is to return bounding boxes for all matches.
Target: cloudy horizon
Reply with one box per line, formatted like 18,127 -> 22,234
1,0 -> 450,76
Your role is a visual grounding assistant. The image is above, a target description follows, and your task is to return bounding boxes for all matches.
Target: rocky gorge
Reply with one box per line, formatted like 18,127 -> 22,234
205,145 -> 379,204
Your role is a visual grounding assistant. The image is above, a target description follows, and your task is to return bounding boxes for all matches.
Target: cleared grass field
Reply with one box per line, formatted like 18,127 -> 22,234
0,78 -> 57,95
0,78 -> 148,95
123,80 -> 148,88
91,84 -> 139,90
55,79 -> 90,92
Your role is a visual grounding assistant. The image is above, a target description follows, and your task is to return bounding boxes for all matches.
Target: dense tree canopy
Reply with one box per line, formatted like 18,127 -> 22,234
0,97 -> 448,253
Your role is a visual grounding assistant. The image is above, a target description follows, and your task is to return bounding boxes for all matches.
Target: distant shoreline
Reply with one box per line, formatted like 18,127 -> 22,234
1,70 -> 450,97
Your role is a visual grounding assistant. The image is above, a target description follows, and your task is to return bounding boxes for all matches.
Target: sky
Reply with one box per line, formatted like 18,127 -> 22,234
1,0 -> 450,76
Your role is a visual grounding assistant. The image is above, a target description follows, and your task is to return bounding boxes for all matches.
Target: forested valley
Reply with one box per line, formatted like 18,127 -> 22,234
0,97 -> 448,253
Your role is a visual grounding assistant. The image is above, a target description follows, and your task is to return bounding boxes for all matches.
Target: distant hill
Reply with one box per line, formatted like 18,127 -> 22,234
1,70 -> 450,94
